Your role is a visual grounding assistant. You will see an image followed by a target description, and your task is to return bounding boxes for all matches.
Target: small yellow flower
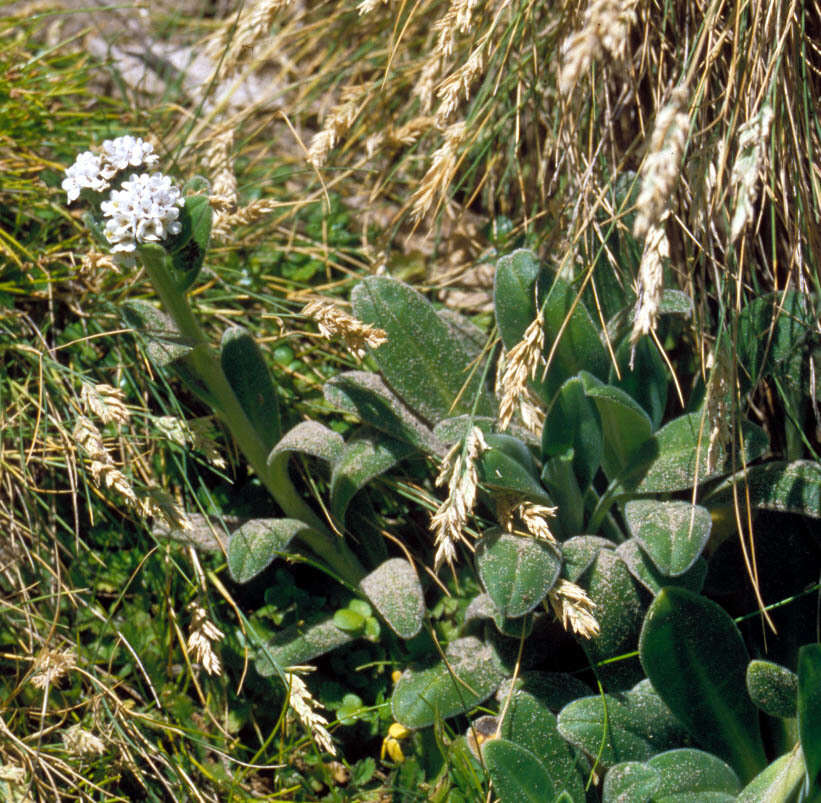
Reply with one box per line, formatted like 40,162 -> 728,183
380,722 -> 411,763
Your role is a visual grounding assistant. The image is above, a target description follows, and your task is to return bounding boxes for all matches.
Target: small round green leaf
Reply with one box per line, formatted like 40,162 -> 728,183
624,499 -> 712,576
603,761 -> 660,802
746,660 -> 798,719
482,738 -> 555,803
645,748 -> 740,800
391,637 -> 506,729
476,530 -> 561,619
359,557 -> 424,639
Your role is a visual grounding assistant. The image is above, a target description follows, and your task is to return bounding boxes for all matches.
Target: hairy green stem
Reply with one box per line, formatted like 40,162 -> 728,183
142,252 -> 365,586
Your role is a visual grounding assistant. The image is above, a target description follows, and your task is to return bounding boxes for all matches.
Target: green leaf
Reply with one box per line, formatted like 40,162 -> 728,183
581,374 -> 652,480
639,587 -> 766,782
482,738 -> 555,803
736,746 -> 807,803
624,500 -> 712,576
499,688 -> 586,802
478,433 -> 554,505
227,518 -> 310,583
330,428 -> 415,524
334,608 -> 366,632
542,376 -> 602,492
351,276 -> 494,423
619,413 -> 769,494
541,279 -> 610,401
704,460 -> 821,519
494,248 -> 542,348
359,558 -> 424,639
476,530 -> 561,619
255,615 -> 354,676
603,761 -> 661,802
616,540 -> 707,596
798,644 -> 821,792
221,327 -> 282,451
644,748 -> 740,800
579,549 -> 644,686
746,660 -> 798,719
167,195 -> 212,291
541,453 -> 585,535
499,672 -> 593,714
122,298 -> 190,367
391,637 -> 507,728
561,536 -> 613,582
324,371 -> 443,454
611,335 -> 668,430
557,679 -> 690,768
268,420 -> 344,468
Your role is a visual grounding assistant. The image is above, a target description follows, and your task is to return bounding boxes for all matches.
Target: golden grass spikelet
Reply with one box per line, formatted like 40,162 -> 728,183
705,342 -> 733,474
436,43 -> 485,125
308,85 -> 370,168
211,197 -> 281,240
633,87 -> 690,240
213,0 -> 292,78
73,416 -> 108,462
80,382 -> 130,426
286,672 -> 336,756
497,311 -> 544,431
62,724 -> 106,757
498,497 -> 558,542
630,220 -> 669,346
730,104 -> 774,243
30,648 -> 76,690
430,426 -> 487,569
558,0 -> 637,96
90,461 -> 138,506
303,299 -> 388,359
410,121 -> 467,221
206,130 -> 238,209
414,57 -> 444,114
548,579 -> 600,639
80,251 -> 119,275
187,603 -> 224,676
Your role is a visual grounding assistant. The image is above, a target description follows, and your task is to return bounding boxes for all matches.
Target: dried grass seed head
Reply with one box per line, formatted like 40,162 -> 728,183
80,382 -> 130,426
303,299 -> 387,358
730,104 -> 774,243
31,648 -> 77,690
630,219 -> 669,345
497,311 -> 545,430
548,579 -> 600,638
286,672 -> 336,755
187,602 -> 225,676
633,87 -> 690,239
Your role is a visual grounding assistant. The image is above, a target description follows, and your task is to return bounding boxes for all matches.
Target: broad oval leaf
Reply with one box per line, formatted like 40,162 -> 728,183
221,327 -> 282,451
268,420 -> 344,468
645,748 -> 740,800
476,530 -> 561,619
624,500 -> 712,576
639,587 -> 766,782
228,518 -> 310,583
746,660 -> 798,719
359,558 -> 424,639
798,643 -> 821,792
611,335 -> 668,430
580,549 -> 644,686
542,376 -> 602,491
255,615 -> 354,676
557,679 -> 689,768
561,536 -> 613,582
478,433 -> 554,505
499,688 -> 586,801
164,195 -> 211,290
620,413 -> 770,494
705,460 -> 821,519
330,428 -> 415,524
541,278 -> 610,399
616,539 -> 707,596
391,636 -> 506,728
494,248 -> 542,348
736,746 -> 806,803
351,276 -> 494,423
323,371 -> 443,455
482,738 -> 555,803
581,374 -> 652,480
603,761 -> 661,802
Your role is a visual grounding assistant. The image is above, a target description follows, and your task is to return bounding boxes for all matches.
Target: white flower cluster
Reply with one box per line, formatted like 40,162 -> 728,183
101,173 -> 184,253
62,134 -> 159,203
64,135 -> 185,255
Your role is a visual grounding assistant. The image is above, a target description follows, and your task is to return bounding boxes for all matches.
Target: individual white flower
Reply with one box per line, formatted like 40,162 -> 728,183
62,150 -> 107,202
100,172 -> 184,253
99,135 -> 159,180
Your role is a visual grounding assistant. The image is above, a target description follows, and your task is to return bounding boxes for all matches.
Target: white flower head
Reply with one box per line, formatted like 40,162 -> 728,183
63,135 -> 160,204
62,150 -> 107,202
100,135 -> 159,180
100,172 -> 184,253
